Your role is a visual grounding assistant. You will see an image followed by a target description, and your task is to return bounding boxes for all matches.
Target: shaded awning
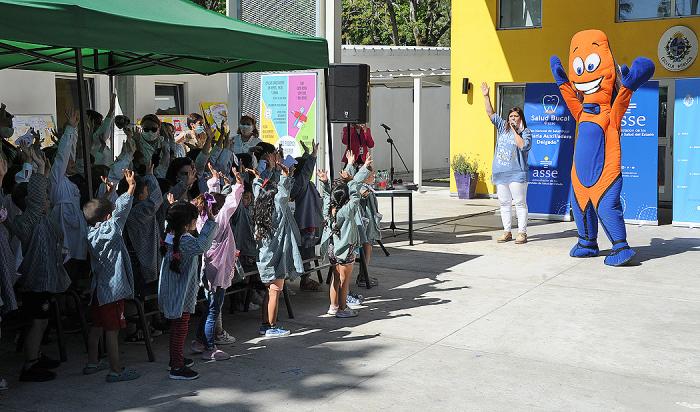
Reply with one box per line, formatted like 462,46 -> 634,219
0,0 -> 329,75
371,68 -> 450,88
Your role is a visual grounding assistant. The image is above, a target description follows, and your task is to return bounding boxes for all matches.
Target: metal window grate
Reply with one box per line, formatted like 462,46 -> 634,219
239,0 -> 318,121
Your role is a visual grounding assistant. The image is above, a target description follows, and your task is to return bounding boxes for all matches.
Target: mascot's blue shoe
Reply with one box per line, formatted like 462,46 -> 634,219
604,244 -> 636,266
570,239 -> 599,258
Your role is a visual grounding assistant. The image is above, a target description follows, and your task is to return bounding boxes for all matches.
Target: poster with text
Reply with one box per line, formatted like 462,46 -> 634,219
673,78 -> 700,227
260,73 -> 317,157
158,115 -> 189,134
620,81 -> 659,225
524,83 -> 576,220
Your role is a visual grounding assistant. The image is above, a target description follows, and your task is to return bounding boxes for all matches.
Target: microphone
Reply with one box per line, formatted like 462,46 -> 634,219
380,123 -> 391,131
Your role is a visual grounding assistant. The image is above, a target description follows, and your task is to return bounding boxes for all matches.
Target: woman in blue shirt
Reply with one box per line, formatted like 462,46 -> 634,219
482,82 -> 532,244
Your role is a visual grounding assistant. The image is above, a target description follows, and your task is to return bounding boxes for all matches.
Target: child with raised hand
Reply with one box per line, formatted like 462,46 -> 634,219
342,150 -> 382,296
82,169 -> 139,382
191,166 -> 244,360
7,148 -> 70,382
252,161 -> 304,338
159,199 -> 218,380
118,162 -> 164,343
291,141 -> 323,292
319,153 -> 372,318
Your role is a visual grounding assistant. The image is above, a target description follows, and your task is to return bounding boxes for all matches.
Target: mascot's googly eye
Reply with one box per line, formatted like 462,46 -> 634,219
573,57 -> 584,75
585,53 -> 601,72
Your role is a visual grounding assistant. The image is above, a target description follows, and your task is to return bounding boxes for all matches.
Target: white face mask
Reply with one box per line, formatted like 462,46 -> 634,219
240,125 -> 253,134
0,127 -> 14,139
142,131 -> 159,142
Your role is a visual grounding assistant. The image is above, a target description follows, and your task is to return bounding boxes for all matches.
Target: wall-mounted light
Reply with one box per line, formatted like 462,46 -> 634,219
462,78 -> 471,94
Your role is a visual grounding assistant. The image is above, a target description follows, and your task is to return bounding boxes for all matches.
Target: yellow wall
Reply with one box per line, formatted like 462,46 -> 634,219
451,0 -> 700,194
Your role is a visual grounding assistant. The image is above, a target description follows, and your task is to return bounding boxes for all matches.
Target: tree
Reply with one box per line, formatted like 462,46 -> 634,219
343,0 -> 450,46
189,0 -> 226,14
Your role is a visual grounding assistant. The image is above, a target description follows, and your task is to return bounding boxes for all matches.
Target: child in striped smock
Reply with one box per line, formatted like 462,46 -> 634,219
83,170 -> 140,383
7,149 -> 70,383
159,200 -> 218,380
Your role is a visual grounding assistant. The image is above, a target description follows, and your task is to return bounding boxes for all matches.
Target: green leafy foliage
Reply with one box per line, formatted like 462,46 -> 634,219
343,0 -> 451,46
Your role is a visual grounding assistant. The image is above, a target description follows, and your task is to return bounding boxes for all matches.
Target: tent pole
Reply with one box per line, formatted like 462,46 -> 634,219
75,48 -> 93,197
324,68 -> 334,178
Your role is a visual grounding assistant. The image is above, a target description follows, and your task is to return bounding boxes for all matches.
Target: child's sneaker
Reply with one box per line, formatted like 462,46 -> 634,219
335,308 -> 358,318
259,323 -> 271,336
168,358 -> 194,371
349,292 -> 365,301
105,367 -> 140,383
169,366 -> 200,380
346,294 -> 363,309
19,363 -> 55,382
214,330 -> 236,346
190,339 -> 205,354
35,353 -> 60,369
327,305 -> 339,316
265,326 -> 291,338
201,348 -> 231,361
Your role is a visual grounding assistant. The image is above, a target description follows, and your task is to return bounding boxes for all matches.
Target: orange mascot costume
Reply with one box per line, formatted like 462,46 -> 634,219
550,30 -> 654,266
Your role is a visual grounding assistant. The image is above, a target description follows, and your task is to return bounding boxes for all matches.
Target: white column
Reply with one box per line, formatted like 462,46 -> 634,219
318,0 -> 342,172
413,76 -> 422,187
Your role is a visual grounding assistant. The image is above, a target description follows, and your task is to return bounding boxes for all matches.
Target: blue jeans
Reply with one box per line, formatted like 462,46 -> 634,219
202,287 -> 225,349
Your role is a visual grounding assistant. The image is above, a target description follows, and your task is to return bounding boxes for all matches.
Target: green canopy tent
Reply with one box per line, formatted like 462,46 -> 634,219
0,0 -> 332,194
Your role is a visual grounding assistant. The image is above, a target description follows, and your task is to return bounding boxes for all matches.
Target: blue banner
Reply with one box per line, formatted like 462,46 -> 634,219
673,78 -> 700,227
620,81 -> 659,224
524,83 -> 576,219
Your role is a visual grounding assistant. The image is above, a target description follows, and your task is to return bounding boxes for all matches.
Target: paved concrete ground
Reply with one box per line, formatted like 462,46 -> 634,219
1,186 -> 700,411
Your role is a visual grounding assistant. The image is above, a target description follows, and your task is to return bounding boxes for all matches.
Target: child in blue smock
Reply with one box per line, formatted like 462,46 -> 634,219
252,161 -> 303,338
319,153 -> 372,319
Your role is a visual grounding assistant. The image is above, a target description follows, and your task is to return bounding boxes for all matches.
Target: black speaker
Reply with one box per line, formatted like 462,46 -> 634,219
328,63 -> 370,124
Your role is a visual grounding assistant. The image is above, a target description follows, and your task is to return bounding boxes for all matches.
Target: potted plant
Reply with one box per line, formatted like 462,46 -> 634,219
451,154 -> 480,199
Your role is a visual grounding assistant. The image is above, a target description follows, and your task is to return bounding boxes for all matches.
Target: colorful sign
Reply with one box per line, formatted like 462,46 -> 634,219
9,114 -> 56,148
620,81 -> 659,225
260,73 -> 317,157
199,102 -> 228,140
524,83 -> 576,220
673,78 -> 700,227
157,115 -> 189,134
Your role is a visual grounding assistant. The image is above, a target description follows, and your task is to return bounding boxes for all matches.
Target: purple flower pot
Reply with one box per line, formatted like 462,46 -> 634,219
454,172 -> 477,199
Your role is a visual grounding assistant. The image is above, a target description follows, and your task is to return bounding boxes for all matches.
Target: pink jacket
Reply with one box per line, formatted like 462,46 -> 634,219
197,182 -> 244,290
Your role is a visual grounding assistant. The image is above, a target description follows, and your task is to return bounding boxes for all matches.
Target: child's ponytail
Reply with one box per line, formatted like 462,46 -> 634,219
164,201 -> 199,274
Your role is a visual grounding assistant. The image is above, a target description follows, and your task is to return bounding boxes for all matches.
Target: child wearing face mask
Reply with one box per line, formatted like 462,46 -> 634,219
232,115 -> 262,156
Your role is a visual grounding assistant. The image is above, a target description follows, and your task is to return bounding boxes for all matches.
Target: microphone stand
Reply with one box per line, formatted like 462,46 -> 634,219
382,126 -> 410,234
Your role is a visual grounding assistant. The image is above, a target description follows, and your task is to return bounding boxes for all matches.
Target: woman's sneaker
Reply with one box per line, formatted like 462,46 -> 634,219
335,308 -> 358,318
497,231 -> 513,243
327,305 -> 339,316
265,326 -> 291,338
190,339 -> 205,354
346,294 -> 363,309
201,348 -> 231,361
169,366 -> 200,381
214,330 -> 236,346
259,323 -> 271,336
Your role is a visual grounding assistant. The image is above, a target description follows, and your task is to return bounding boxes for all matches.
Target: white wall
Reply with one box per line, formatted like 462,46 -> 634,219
132,73 -> 228,120
333,46 -> 451,177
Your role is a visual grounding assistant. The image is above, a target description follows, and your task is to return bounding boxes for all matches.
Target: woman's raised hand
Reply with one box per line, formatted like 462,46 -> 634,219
481,82 -> 489,96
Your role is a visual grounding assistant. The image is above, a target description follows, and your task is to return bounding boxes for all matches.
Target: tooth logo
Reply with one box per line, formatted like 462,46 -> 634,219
683,94 -> 695,108
543,95 -> 559,114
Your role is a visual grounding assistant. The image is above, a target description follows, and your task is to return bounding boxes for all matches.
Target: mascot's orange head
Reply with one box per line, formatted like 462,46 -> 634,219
568,29 -> 617,105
